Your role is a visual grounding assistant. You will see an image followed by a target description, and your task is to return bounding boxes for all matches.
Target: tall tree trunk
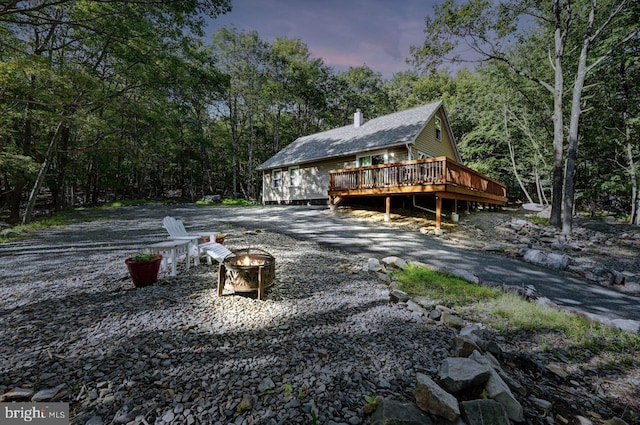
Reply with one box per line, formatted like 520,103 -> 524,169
52,124 -> 70,211
505,108 -> 534,204
248,106 -> 254,200
619,48 -> 639,224
273,107 -> 281,153
550,0 -> 566,228
627,128 -> 638,224
561,0 -> 598,235
22,121 -> 64,225
535,168 -> 549,205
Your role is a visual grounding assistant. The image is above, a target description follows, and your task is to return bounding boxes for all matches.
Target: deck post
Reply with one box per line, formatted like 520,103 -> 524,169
435,196 -> 443,235
451,199 -> 459,223
384,196 -> 391,222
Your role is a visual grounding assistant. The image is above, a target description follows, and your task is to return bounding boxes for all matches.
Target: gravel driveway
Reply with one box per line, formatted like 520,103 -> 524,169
0,205 -> 454,425
166,204 -> 640,325
1,203 -> 638,425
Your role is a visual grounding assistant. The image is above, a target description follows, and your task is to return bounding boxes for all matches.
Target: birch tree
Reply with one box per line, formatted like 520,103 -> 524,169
411,0 -> 639,233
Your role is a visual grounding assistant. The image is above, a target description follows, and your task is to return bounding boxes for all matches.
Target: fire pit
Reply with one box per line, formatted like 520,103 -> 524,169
217,248 -> 275,300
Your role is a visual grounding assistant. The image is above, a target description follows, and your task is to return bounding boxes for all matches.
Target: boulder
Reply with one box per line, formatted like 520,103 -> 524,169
461,399 -> 510,425
390,290 -> 410,303
368,258 -> 384,272
382,256 -> 408,270
451,336 -> 482,358
438,357 -> 492,393
477,339 -> 502,357
521,203 -> 545,212
414,373 -> 460,421
32,385 -> 66,402
446,268 -> 481,284
407,300 -> 428,316
603,418 -> 629,425
377,272 -> 392,283
440,311 -> 465,329
522,249 -> 570,271
0,387 -> 35,401
371,398 -> 433,425
610,319 -> 640,334
469,351 -> 523,422
536,206 -> 552,218
459,324 -> 484,340
428,309 -> 442,321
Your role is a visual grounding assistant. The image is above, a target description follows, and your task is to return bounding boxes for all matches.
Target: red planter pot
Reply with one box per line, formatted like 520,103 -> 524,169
203,236 -> 225,244
125,254 -> 162,287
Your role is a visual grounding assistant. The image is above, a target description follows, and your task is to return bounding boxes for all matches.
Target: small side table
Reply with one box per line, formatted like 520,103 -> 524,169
147,240 -> 190,277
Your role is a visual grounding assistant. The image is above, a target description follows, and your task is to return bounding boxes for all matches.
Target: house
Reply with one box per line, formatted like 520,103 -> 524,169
257,100 -> 507,231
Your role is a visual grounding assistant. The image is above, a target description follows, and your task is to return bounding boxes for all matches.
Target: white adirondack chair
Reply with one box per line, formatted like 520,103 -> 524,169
162,216 -> 232,265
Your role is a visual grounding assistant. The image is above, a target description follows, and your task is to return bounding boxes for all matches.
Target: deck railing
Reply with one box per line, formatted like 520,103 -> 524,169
329,157 -> 507,198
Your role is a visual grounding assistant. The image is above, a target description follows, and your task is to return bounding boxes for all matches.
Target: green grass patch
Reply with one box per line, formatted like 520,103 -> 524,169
393,264 -> 501,306
99,199 -> 151,209
394,263 -> 640,360
222,198 -> 258,206
486,294 -> 640,355
528,216 -> 549,226
196,198 -> 258,207
0,210 -> 75,242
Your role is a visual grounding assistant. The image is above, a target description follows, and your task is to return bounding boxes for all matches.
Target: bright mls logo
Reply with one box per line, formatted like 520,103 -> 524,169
2,403 -> 68,424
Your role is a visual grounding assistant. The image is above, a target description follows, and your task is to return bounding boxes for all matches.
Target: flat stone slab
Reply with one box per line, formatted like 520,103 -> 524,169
438,357 -> 492,393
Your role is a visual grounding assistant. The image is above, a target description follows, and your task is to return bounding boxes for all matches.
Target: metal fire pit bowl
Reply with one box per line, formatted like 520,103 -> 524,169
217,248 -> 275,300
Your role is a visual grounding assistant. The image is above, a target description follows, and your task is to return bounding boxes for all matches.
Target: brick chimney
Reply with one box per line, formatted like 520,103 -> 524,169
354,109 -> 363,128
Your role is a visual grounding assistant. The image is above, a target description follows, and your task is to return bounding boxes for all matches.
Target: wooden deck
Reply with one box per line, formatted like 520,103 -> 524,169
328,157 -> 507,229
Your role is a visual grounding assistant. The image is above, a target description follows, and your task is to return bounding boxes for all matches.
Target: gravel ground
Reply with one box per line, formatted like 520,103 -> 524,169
0,219 -> 455,424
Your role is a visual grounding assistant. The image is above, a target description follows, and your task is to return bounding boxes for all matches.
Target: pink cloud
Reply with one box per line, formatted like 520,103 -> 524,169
207,0 -> 439,78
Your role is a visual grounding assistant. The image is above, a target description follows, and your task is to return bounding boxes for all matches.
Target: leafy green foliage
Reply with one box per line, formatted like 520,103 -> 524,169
129,253 -> 159,263
1,0 -> 638,224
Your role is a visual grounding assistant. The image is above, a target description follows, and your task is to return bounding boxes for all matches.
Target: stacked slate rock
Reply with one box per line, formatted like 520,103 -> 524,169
368,257 -> 526,424
369,255 -> 634,424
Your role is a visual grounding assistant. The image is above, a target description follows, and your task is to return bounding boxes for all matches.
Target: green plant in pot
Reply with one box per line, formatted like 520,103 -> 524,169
215,233 -> 226,244
125,253 -> 162,287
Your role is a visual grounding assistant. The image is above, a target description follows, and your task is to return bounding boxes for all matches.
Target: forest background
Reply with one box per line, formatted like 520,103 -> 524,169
1,0 -> 638,232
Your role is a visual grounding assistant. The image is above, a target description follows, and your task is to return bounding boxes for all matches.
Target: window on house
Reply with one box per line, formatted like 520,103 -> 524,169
358,152 -> 387,167
289,166 -> 301,187
435,117 -> 442,141
272,169 -> 282,188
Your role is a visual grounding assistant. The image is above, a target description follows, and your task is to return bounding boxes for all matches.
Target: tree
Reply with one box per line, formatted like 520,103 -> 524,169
411,0 -> 639,233
210,26 -> 268,200
329,66 -> 390,126
1,0 -> 231,223
580,24 -> 640,222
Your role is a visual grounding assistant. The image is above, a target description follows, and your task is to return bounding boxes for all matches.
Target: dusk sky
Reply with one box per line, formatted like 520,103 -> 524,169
206,0 -> 441,79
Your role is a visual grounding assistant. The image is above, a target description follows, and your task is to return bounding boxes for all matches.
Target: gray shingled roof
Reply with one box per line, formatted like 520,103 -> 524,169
257,101 -> 443,170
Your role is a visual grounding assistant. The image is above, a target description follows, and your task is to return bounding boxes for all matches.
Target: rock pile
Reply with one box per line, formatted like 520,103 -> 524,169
493,218 -> 639,292
366,256 -> 636,425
